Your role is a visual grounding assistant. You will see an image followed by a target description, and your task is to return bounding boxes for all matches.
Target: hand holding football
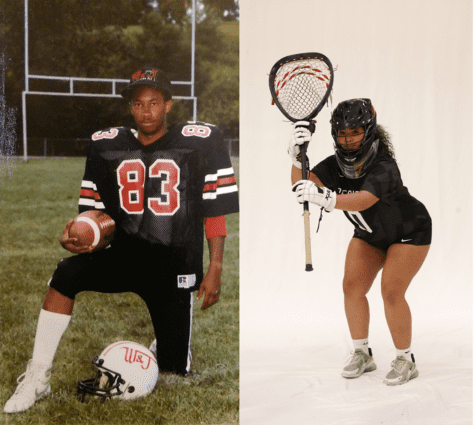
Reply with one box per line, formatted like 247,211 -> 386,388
63,210 -> 115,253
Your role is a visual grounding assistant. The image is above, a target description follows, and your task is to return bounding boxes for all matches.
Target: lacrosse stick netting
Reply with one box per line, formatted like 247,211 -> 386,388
272,57 -> 333,120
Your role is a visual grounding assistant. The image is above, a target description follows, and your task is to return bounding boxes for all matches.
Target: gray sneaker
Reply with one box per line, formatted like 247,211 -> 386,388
384,354 -> 418,386
342,348 -> 377,379
4,360 -> 51,413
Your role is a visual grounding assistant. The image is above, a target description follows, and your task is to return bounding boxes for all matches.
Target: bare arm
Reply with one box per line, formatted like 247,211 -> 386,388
196,235 -> 225,310
291,164 -> 323,186
335,191 -> 379,211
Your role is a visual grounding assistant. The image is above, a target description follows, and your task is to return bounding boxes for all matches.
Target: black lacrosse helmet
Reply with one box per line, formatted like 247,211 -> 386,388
330,98 -> 379,179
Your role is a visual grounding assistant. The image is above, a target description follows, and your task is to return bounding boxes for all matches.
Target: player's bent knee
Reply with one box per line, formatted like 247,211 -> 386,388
49,280 -> 79,301
48,256 -> 90,300
343,278 -> 372,298
43,287 -> 75,314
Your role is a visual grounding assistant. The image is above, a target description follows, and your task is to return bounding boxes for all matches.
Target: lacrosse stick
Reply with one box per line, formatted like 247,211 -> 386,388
269,52 -> 334,271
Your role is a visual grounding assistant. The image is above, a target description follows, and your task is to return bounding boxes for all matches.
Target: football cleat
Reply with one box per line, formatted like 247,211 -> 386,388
384,354 -> 418,386
77,341 -> 158,401
341,348 -> 377,379
4,360 -> 51,413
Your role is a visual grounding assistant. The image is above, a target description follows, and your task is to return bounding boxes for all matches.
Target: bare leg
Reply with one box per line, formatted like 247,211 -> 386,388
343,238 -> 386,339
42,287 -> 74,315
381,244 -> 430,349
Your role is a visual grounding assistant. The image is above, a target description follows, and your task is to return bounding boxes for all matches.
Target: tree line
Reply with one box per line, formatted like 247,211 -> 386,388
0,0 -> 239,154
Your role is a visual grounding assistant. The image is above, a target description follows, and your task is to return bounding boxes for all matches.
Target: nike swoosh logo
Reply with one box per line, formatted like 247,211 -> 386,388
401,239 -> 412,242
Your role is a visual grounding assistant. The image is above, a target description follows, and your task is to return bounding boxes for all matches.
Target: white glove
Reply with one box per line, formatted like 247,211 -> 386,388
292,180 -> 337,212
288,121 -> 313,169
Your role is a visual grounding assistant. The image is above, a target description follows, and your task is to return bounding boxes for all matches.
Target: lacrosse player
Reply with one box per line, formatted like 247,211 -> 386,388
290,98 -> 431,386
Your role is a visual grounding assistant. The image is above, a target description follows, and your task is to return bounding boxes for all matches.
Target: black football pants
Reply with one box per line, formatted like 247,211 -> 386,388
48,245 -> 193,375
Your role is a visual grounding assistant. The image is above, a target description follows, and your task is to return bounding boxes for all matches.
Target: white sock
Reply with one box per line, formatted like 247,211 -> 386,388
31,309 -> 71,368
396,347 -> 412,362
353,338 -> 369,355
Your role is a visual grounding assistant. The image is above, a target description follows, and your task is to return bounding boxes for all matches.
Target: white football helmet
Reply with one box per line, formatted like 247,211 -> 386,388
77,341 -> 159,401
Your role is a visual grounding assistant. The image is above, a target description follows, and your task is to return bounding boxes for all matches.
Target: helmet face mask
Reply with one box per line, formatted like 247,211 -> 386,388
77,341 -> 158,402
335,139 -> 379,179
77,358 -> 127,402
330,98 -> 379,179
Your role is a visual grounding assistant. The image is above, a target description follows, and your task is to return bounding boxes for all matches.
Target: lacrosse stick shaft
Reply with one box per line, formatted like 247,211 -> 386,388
300,143 -> 313,272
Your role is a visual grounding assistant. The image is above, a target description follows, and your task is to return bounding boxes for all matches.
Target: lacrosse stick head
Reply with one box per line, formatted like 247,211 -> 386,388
269,52 -> 334,123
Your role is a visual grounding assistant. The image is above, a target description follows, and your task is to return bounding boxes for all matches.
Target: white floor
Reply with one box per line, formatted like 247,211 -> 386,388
241,319 -> 472,425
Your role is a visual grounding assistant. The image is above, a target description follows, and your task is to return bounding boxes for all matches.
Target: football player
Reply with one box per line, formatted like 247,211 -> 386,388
4,66 -> 239,413
290,99 -> 431,386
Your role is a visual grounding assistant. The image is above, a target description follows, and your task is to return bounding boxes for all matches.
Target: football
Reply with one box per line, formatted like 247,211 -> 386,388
69,210 -> 115,251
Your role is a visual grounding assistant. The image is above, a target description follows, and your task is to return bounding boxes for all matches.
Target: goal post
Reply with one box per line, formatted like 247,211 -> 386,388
22,0 -> 197,161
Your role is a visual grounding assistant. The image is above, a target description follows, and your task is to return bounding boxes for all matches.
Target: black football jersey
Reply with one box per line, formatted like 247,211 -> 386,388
77,122 -> 239,287
313,151 -> 431,249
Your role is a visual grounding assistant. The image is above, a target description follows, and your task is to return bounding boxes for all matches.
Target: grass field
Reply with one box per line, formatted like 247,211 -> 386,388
0,157 -> 239,425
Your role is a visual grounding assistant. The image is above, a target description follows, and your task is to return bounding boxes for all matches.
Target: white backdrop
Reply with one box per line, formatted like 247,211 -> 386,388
239,1 -> 472,424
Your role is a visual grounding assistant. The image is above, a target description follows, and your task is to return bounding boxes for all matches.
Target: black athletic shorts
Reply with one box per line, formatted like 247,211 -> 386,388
352,221 -> 432,252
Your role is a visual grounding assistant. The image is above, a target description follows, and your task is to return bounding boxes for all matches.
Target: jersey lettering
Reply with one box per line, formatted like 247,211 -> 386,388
181,124 -> 211,138
92,128 -> 120,141
338,188 -> 359,195
117,159 -> 181,215
346,211 -> 373,233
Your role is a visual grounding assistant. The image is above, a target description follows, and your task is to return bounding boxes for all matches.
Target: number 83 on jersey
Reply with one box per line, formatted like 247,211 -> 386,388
117,158 -> 180,216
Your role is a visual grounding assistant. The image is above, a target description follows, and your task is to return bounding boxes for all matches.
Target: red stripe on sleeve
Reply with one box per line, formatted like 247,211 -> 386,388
203,176 -> 236,194
80,189 -> 101,200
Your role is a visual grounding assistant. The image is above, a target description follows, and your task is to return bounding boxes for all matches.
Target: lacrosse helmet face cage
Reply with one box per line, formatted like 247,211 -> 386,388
330,98 -> 379,179
77,341 -> 158,402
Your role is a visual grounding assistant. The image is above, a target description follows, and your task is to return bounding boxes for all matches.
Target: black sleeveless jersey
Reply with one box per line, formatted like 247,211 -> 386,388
77,122 -> 239,287
312,151 -> 431,249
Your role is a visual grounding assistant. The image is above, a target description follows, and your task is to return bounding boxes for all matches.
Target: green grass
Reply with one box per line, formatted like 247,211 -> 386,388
0,157 -> 239,425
